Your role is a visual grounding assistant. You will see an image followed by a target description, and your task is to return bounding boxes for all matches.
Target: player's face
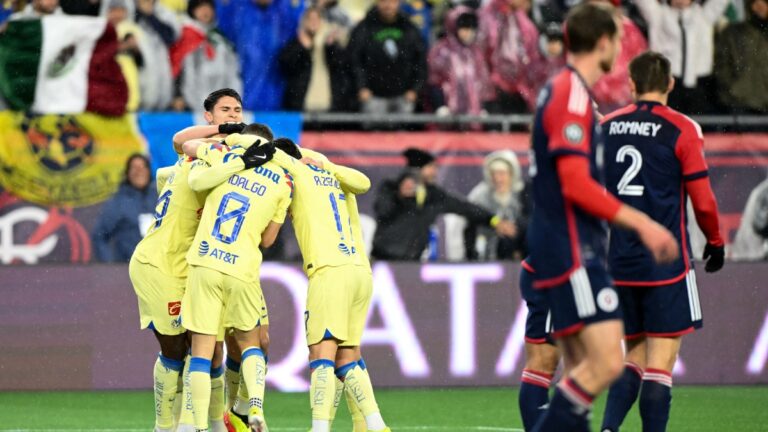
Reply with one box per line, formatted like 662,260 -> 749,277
128,157 -> 151,190
192,3 -> 215,25
598,31 -> 621,74
205,96 -> 243,125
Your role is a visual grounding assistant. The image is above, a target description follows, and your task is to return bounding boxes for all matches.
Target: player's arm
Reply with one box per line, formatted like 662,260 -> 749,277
260,221 -> 283,248
172,123 -> 246,154
187,143 -> 245,191
676,125 -> 725,271
182,138 -> 221,158
155,166 -> 174,192
262,180 -> 293,248
301,148 -> 371,194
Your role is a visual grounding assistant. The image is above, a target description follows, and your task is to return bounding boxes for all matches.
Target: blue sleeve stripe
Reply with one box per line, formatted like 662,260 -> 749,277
335,361 -> 357,379
357,358 -> 367,370
683,170 -> 709,182
211,365 -> 225,379
225,357 -> 241,372
242,347 -> 265,362
158,354 -> 185,372
309,359 -> 335,371
189,357 -> 212,374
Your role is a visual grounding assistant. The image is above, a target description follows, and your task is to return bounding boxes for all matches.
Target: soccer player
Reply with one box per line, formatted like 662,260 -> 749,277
527,4 -> 679,431
262,136 -> 390,432
129,89 -> 267,432
181,131 -> 287,432
600,51 -> 724,432
517,260 -> 560,431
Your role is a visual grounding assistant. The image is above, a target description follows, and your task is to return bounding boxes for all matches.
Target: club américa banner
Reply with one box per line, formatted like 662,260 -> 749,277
0,112 -> 143,207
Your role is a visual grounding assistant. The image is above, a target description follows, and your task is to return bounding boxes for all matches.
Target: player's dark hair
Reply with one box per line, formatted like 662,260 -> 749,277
629,51 -> 672,95
242,123 -> 274,141
274,138 -> 302,159
564,3 -> 618,54
203,88 -> 242,112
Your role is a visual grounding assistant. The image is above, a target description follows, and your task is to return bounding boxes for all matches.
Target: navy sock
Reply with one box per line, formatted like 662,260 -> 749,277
639,369 -> 673,432
601,363 -> 643,432
531,377 -> 592,432
519,369 -> 553,431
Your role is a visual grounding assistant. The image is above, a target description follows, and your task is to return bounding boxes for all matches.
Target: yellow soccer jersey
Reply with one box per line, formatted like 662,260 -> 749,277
186,161 -> 292,282
344,191 -> 371,270
132,144 -> 235,278
271,148 -> 371,276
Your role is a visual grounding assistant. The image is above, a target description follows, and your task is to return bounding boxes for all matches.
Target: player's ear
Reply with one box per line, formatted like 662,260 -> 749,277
629,78 -> 637,100
667,76 -> 675,94
204,111 -> 214,125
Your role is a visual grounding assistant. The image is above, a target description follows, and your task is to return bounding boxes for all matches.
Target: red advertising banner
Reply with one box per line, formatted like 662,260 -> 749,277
1,132 -> 767,264
1,262 -> 766,390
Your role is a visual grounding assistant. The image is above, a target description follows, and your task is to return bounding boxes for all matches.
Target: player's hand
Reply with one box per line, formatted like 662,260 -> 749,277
241,142 -> 275,169
218,122 -> 246,135
495,220 -> 517,238
702,242 -> 725,273
638,220 -> 679,264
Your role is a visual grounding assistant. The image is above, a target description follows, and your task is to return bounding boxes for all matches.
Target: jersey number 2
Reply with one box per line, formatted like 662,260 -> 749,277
212,192 -> 250,244
616,145 -> 644,196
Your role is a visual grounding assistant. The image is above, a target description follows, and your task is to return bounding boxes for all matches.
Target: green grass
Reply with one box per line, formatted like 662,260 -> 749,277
0,387 -> 767,431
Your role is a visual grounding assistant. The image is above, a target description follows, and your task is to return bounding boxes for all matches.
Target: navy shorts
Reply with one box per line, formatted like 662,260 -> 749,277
540,265 -> 622,338
519,265 -> 553,344
619,270 -> 703,340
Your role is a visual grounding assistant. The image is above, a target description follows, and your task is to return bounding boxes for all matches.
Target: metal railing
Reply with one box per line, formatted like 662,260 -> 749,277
302,112 -> 768,132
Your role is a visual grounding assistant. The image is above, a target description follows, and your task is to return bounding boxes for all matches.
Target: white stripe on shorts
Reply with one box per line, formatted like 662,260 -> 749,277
570,267 -> 596,318
686,270 -> 702,321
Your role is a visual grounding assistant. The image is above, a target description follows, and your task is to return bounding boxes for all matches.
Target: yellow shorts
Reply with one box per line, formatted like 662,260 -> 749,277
128,257 -> 186,336
181,265 -> 268,336
305,265 -> 372,347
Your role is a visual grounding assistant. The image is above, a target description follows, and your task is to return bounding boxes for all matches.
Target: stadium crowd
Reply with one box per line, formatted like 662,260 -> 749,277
1,0 -> 767,116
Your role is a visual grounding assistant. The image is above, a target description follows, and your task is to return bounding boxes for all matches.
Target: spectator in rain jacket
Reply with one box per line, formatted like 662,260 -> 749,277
478,0 -> 549,113
715,0 -> 768,114
591,0 -> 648,113
347,0 -> 427,114
134,0 -> 179,110
92,154 -> 157,262
428,6 -> 493,117
217,0 -> 304,111
170,0 -> 242,112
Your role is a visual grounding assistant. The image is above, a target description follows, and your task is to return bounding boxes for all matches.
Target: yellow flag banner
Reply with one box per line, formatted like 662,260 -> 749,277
0,111 -> 143,207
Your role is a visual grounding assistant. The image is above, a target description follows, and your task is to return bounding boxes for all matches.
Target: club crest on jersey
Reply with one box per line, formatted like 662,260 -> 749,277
564,123 -> 584,145
167,301 -> 181,316
198,241 -> 210,256
597,287 -> 619,313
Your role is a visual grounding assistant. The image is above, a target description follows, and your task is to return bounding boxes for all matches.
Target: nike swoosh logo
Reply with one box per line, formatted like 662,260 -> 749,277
254,154 -> 267,159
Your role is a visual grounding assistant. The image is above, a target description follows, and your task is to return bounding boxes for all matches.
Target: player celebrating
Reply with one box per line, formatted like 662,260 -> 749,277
129,89 -> 269,432
181,131 -> 286,432
600,51 -> 724,432
527,4 -> 679,431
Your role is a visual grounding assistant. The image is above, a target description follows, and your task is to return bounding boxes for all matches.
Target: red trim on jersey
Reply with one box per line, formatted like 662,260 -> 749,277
533,265 -> 579,289
614,270 -> 687,287
625,331 -> 647,341
552,322 -> 585,338
521,260 -> 536,273
557,156 -> 623,221
646,327 -> 696,338
524,336 -> 549,344
687,177 -> 724,246
601,103 -> 639,124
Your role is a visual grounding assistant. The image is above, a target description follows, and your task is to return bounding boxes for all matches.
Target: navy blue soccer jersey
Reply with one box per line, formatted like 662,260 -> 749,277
527,66 -> 609,288
602,101 -> 708,285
